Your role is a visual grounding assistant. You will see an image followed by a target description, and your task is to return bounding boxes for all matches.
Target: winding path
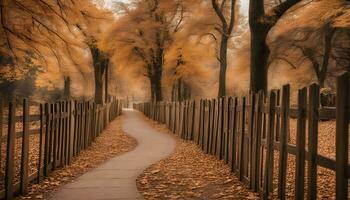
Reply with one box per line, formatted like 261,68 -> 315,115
51,109 -> 176,200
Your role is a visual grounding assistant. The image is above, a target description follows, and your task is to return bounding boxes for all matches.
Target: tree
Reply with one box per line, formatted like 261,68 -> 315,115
105,0 -> 189,102
268,1 -> 350,88
249,0 -> 301,92
0,0 -> 114,103
211,0 -> 237,97
74,3 -> 113,104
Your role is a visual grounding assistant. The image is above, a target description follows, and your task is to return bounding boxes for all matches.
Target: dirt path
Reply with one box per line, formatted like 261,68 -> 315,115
50,109 -> 176,200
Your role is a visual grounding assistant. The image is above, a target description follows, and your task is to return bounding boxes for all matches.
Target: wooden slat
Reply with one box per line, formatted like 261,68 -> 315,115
37,104 -> 44,183
251,92 -> 263,192
263,92 -> 276,200
53,103 -> 58,169
43,103 -> 50,176
5,101 -> 16,200
307,83 -> 320,200
335,72 -> 349,200
239,97 -> 246,181
20,99 -> 30,195
278,85 -> 290,199
295,87 -> 307,200
0,97 -> 3,176
215,98 -> 223,160
231,97 -> 238,172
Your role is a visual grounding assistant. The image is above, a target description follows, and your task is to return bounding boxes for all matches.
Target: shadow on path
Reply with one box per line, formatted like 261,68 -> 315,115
51,109 -> 176,200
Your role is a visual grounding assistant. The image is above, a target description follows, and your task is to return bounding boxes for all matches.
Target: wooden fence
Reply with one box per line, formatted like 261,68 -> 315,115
134,72 -> 350,200
0,97 -> 123,200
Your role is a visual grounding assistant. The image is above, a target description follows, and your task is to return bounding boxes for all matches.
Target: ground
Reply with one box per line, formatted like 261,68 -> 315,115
17,116 -> 137,200
137,121 -> 259,200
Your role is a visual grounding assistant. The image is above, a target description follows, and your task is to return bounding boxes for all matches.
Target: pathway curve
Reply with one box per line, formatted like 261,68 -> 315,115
51,109 -> 176,200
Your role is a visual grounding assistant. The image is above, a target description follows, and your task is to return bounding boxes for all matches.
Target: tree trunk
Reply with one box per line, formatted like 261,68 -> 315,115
105,63 -> 109,103
150,72 -> 162,102
249,0 -> 300,93
63,76 -> 71,100
250,31 -> 269,93
218,35 -> 229,97
94,66 -> 104,104
178,78 -> 182,101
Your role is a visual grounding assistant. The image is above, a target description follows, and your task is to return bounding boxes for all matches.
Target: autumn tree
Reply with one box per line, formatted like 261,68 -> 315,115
105,0 -> 192,102
0,0 -> 113,103
249,0 -> 301,92
269,0 -> 350,88
211,0 -> 237,97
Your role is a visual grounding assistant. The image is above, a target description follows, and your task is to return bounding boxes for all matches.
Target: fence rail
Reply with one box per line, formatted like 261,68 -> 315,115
0,97 -> 123,200
134,72 -> 350,200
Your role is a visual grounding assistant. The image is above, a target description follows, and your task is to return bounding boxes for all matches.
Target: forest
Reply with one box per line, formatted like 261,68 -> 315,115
0,0 -> 348,104
0,0 -> 349,200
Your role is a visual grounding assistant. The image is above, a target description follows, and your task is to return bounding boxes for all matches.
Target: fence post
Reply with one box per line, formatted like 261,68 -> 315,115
37,104 -> 44,183
230,97 -> 238,172
335,72 -> 349,200
43,103 -> 50,176
307,83 -> 319,200
248,93 -> 255,188
251,91 -> 263,192
0,97 -> 3,176
263,92 -> 276,200
278,85 -> 290,199
238,97 -> 246,181
217,98 -> 224,160
5,100 -> 16,200
295,87 -> 307,200
53,103 -> 58,170
68,101 -> 73,165
20,99 -> 30,195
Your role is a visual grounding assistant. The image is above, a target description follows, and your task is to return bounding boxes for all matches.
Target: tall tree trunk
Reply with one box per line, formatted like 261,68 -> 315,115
249,0 -> 301,93
211,0 -> 236,98
94,65 -> 104,104
150,73 -> 162,102
250,31 -> 269,93
178,78 -> 182,101
218,35 -> 229,97
90,45 -> 108,105
105,63 -> 109,103
63,76 -> 71,99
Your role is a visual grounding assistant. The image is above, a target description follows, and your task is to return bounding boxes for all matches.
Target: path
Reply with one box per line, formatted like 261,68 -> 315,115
51,109 -> 176,200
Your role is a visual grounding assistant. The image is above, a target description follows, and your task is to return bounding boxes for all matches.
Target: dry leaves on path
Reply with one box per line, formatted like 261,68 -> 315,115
17,116 -> 137,200
137,122 -> 259,200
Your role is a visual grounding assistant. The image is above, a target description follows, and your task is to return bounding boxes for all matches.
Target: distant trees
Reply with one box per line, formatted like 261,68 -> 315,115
211,0 -> 237,97
269,1 -> 350,88
0,53 -> 43,100
105,0 -> 195,102
0,0 -> 113,103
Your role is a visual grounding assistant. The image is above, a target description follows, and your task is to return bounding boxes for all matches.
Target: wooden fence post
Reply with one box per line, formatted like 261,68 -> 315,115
278,85 -> 290,199
230,97 -> 238,172
263,92 -> 276,200
335,72 -> 349,200
217,98 -> 223,160
295,87 -> 307,200
251,91 -> 263,192
20,99 -> 30,195
248,93 -> 255,188
307,83 -> 320,200
0,97 -> 3,177
238,97 -> 246,181
37,104 -> 44,183
5,100 -> 16,200
53,103 -> 58,170
44,103 -> 50,176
